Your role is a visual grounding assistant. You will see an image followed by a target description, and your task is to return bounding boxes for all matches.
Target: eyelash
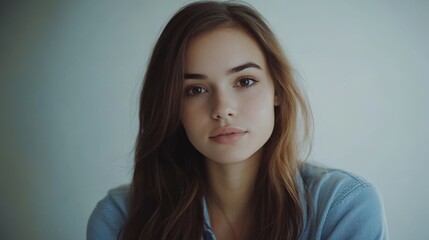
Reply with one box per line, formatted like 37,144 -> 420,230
235,75 -> 258,88
184,76 -> 258,97
184,85 -> 208,97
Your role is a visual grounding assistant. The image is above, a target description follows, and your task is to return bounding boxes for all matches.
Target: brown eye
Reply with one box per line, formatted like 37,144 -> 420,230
185,86 -> 207,96
236,77 -> 257,87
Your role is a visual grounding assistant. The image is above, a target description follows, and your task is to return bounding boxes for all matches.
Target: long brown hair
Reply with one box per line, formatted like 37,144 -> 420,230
122,1 -> 313,239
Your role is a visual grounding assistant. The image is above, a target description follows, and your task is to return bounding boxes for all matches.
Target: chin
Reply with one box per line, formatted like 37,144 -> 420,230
204,152 -> 258,165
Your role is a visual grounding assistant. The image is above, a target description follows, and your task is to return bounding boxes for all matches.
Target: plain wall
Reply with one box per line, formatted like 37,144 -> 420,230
1,0 -> 428,239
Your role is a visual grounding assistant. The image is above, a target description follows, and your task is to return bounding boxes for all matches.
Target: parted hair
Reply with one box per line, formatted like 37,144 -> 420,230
121,1 -> 313,239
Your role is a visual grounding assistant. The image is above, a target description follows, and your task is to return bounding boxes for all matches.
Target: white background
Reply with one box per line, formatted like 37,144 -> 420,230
1,0 -> 428,239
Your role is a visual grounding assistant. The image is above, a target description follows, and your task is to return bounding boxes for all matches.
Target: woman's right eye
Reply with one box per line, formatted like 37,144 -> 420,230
185,86 -> 207,96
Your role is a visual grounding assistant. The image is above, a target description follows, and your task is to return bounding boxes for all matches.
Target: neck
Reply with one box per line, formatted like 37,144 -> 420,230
204,149 -> 261,222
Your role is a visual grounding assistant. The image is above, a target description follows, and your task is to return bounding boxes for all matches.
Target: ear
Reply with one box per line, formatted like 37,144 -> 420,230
274,95 -> 280,106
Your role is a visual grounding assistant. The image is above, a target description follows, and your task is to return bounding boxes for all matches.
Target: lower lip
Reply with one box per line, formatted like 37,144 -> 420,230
209,132 -> 246,144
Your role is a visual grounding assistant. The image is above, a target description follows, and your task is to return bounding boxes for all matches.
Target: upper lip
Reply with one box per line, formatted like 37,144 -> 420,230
209,127 -> 247,138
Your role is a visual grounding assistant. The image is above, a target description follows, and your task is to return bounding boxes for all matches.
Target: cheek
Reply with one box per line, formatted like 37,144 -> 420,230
242,89 -> 275,116
181,102 -> 207,136
181,106 -> 194,134
242,91 -> 276,136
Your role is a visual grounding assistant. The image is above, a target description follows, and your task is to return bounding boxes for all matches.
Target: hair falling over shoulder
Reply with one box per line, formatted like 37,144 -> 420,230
121,1 -> 313,239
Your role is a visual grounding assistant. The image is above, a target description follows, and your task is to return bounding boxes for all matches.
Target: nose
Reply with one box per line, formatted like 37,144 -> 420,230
211,91 -> 236,120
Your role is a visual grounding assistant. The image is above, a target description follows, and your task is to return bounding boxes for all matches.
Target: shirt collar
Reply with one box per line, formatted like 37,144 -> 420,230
201,166 -> 307,240
202,196 -> 216,240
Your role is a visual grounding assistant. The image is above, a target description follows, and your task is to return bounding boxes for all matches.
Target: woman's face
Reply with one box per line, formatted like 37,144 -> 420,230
181,27 -> 278,165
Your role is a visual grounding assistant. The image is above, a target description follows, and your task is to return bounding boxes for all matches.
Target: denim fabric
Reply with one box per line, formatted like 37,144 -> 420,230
87,163 -> 388,240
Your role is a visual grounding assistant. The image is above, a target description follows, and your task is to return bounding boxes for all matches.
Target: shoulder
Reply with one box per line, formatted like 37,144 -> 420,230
299,162 -> 388,239
301,163 -> 372,203
87,184 -> 131,240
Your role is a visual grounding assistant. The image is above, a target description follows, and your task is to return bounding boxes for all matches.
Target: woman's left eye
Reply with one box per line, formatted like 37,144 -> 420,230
235,77 -> 257,87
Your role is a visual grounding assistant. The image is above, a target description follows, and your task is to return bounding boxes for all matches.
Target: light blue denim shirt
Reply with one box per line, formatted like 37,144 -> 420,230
87,163 -> 388,239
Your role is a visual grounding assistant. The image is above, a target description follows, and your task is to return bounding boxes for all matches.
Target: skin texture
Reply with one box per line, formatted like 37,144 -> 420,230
181,27 -> 279,239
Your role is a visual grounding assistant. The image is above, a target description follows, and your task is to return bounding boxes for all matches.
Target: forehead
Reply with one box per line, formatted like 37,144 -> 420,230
184,27 -> 267,73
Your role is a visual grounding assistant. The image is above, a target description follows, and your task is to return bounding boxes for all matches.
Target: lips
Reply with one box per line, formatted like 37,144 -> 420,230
209,127 -> 247,144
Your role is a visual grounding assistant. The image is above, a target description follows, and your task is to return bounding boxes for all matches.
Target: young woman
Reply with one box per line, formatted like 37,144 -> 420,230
87,1 -> 388,239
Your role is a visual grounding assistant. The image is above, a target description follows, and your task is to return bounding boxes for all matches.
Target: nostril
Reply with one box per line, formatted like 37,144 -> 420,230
212,110 -> 235,119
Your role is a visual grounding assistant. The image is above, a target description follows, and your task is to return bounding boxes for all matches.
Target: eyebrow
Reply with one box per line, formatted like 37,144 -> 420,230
183,62 -> 262,80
